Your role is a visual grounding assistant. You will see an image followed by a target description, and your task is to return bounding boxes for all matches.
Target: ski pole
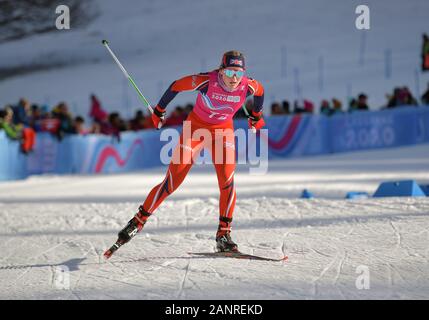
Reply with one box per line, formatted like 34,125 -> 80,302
102,40 -> 158,121
240,106 -> 256,133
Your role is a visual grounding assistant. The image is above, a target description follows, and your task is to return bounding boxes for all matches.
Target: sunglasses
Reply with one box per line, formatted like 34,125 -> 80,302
223,69 -> 245,78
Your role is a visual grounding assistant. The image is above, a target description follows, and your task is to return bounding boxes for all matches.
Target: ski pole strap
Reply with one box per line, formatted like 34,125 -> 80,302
249,110 -> 262,121
153,105 -> 166,118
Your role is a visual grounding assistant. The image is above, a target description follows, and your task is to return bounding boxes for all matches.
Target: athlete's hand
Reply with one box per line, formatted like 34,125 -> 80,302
151,105 -> 166,129
248,110 -> 265,132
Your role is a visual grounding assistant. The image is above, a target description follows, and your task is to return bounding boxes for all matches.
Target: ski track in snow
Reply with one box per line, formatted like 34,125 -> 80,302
0,144 -> 428,299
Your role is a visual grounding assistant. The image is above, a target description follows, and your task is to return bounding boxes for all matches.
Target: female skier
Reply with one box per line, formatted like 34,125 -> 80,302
105,50 -> 265,258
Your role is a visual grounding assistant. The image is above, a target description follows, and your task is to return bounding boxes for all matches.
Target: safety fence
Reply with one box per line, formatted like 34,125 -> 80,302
1,106 -> 428,181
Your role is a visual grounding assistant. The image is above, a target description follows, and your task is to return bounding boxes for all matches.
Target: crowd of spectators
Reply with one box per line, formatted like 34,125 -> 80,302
87,95 -> 194,140
269,93 -> 368,117
1,83 -> 429,154
0,95 -> 196,152
268,83 -> 429,118
422,33 -> 429,72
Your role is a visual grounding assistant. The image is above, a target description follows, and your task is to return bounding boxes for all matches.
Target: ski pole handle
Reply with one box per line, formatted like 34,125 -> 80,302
241,105 -> 257,133
102,39 -> 156,118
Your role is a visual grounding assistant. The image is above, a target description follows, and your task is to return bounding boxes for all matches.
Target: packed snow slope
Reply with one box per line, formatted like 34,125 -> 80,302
1,0 -> 429,119
0,144 -> 428,299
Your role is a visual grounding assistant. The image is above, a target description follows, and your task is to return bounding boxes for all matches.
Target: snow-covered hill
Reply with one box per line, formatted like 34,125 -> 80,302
1,0 -> 429,119
0,144 -> 428,299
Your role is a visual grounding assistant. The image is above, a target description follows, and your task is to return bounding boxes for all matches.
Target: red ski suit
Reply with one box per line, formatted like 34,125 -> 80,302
141,70 -> 264,236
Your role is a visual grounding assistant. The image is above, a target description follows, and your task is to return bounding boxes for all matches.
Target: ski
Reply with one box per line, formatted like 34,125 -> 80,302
188,251 -> 288,262
103,240 -> 126,259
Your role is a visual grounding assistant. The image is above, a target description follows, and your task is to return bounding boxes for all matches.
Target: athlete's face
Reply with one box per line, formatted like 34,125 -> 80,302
221,67 -> 245,90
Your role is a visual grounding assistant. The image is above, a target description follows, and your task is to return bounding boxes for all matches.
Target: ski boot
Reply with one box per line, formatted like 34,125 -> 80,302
104,206 -> 151,259
216,232 -> 238,252
216,216 -> 238,252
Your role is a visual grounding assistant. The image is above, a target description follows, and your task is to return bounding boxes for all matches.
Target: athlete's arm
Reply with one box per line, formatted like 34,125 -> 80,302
246,79 -> 265,128
156,73 -> 210,110
247,78 -> 264,113
151,73 -> 209,129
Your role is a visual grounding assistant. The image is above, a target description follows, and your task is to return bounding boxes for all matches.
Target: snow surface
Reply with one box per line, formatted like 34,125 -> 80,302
0,143 -> 428,299
1,0 -> 429,119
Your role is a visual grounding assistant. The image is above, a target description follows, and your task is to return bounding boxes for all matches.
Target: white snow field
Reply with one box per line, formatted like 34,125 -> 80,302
0,143 -> 428,300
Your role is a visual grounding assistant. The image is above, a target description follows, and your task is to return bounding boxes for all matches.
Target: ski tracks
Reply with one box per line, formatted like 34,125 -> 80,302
311,253 -> 338,297
176,203 -> 193,299
389,220 -> 402,249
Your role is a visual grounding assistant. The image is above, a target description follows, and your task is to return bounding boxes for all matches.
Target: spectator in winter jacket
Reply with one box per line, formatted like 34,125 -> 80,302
165,106 -> 187,127
0,106 -> 36,154
348,98 -> 357,112
282,100 -> 291,114
184,103 -> 193,116
357,94 -> 369,110
386,87 -> 401,108
331,98 -> 343,115
422,33 -> 429,72
387,87 -> 418,108
100,112 -> 126,141
52,102 -> 74,140
72,116 -> 89,135
271,102 -> 284,115
320,99 -> 332,116
0,107 -> 18,138
129,110 -> 148,131
11,98 -> 31,126
293,99 -> 314,114
349,93 -> 369,112
29,104 -> 49,132
303,99 -> 314,113
293,100 -> 305,114
422,82 -> 429,105
29,104 -> 42,131
89,94 -> 108,123
401,87 -> 418,106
